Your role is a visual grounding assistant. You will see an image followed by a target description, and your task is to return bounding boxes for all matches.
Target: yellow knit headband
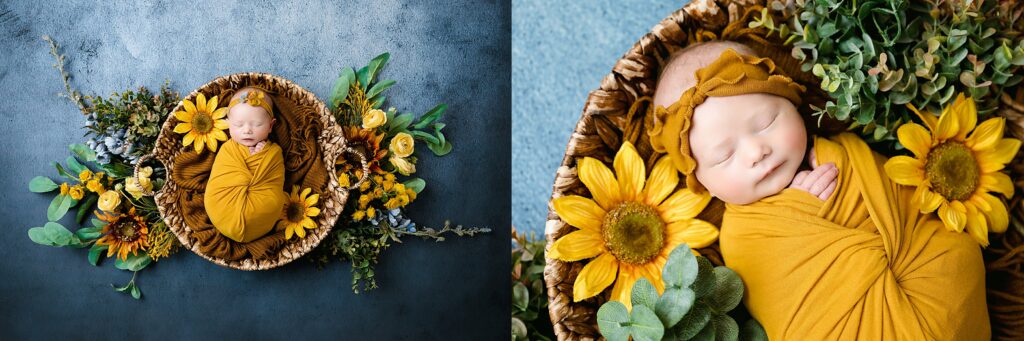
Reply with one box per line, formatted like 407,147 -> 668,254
229,88 -> 274,118
647,48 -> 806,193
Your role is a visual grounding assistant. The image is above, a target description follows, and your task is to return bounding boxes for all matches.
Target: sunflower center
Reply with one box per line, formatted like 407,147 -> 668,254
191,112 -> 213,134
602,201 -> 665,265
112,220 -> 139,242
925,141 -> 979,201
286,201 -> 305,222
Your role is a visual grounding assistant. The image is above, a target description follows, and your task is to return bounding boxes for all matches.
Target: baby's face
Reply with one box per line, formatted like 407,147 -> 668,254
688,93 -> 806,204
227,104 -> 275,147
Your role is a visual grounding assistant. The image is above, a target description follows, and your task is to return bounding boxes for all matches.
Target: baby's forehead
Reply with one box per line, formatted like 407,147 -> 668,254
228,105 -> 272,120
653,42 -> 759,109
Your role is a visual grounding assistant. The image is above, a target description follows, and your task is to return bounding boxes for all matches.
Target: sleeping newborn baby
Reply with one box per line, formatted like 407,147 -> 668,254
204,87 -> 288,243
649,42 -> 989,339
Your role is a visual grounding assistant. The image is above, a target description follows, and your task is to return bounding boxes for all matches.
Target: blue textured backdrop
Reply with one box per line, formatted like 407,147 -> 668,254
0,1 -> 509,339
512,0 -> 684,235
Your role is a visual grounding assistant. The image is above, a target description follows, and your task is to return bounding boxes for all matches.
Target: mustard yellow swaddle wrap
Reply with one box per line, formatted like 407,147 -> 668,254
204,139 -> 288,243
720,133 -> 989,340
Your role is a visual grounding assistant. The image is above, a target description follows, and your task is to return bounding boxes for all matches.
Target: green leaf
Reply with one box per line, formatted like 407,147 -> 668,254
691,256 -> 716,298
413,103 -> 447,130
739,318 -> 769,341
596,301 -> 631,341
74,226 -> 102,241
47,194 -> 74,222
403,178 -> 426,194
114,253 -> 152,272
88,244 -> 108,266
655,287 -> 695,328
131,285 -> 141,299
92,218 -> 106,229
513,282 -> 529,311
329,67 -> 354,111
29,176 -> 59,193
65,156 -> 87,176
410,130 -> 440,146
76,194 -> 98,225
367,79 -> 396,99
28,222 -> 77,247
112,282 -> 131,292
662,244 -> 698,289
69,143 -> 97,162
628,305 -> 665,341
52,161 -> 76,180
690,324 -> 715,341
370,95 -> 386,109
512,317 -> 528,340
427,140 -> 453,156
671,301 -> 711,340
97,161 -> 134,178
355,66 -> 371,91
713,314 -> 739,341
366,52 -> 391,87
389,113 -> 415,133
706,266 -> 744,313
630,277 -> 659,311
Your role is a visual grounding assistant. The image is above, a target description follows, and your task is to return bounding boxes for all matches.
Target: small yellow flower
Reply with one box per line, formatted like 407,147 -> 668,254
373,188 -> 384,198
384,198 -> 400,210
338,173 -> 351,188
393,183 -> 406,193
359,179 -> 372,191
97,190 -> 122,212
59,183 -> 69,196
373,175 -> 384,184
389,132 -> 415,157
366,207 -> 376,219
359,195 -> 371,207
390,155 -> 416,176
78,170 -> 93,183
68,185 -> 85,200
383,181 -> 394,191
362,108 -> 388,129
385,173 -> 396,182
353,210 -> 366,221
86,179 -> 105,193
406,189 -> 417,201
397,194 -> 410,206
94,172 -> 105,180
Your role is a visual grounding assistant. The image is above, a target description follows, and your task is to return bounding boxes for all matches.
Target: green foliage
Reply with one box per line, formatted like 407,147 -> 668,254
511,228 -> 555,341
596,244 -> 766,341
83,82 -> 180,161
751,0 -> 1024,149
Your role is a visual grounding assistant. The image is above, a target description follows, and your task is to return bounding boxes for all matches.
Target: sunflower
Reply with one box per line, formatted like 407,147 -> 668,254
339,126 -> 389,171
885,93 -> 1021,246
173,93 -> 229,154
549,141 -> 719,308
281,185 -> 321,240
95,207 -> 150,261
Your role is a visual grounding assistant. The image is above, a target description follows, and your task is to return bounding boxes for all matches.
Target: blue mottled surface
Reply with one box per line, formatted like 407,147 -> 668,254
512,0 -> 683,234
0,1 -> 509,339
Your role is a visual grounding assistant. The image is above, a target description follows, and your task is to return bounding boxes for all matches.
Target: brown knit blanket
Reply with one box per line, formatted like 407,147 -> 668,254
171,86 -> 330,261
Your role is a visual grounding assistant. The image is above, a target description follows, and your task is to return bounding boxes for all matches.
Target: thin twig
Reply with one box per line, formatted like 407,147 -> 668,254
42,35 -> 88,113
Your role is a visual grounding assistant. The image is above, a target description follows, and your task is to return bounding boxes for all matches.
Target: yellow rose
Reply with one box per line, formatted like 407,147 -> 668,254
138,167 -> 153,179
78,170 -> 93,182
362,109 -> 388,129
97,190 -> 122,212
390,155 -> 416,176
124,176 -> 153,199
389,132 -> 415,158
68,185 -> 85,200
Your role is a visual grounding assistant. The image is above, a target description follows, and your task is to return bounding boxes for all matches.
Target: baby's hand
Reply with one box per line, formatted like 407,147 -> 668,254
790,151 -> 837,201
248,141 -> 266,155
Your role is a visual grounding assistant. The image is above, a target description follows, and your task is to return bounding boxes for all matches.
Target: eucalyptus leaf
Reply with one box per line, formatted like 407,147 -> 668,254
46,194 -> 74,222
427,140 -> 453,156
28,222 -> 77,247
112,282 -> 131,292
628,305 -> 664,341
672,301 -> 711,340
413,103 -> 447,130
28,176 -> 59,193
52,161 -> 76,180
690,322 -> 716,341
513,282 -> 529,311
630,277 -> 659,311
131,285 -> 141,299
655,287 -> 695,328
706,266 -> 744,314
88,244 -> 108,266
65,156 -> 87,176
69,143 -> 97,162
596,301 -> 631,341
691,256 -> 716,298
403,178 -> 426,194
713,314 -> 740,341
662,244 -> 698,289
74,226 -> 102,241
739,318 -> 769,341
367,79 -> 396,99
114,253 -> 152,272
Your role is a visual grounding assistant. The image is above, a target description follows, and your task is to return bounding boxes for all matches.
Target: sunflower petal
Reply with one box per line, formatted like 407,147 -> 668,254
196,93 -> 208,113
572,253 -> 618,302
182,100 -> 197,115
934,105 -> 960,141
952,93 -> 978,140
296,224 -> 307,238
207,95 -> 219,111
614,142 -> 645,202
907,103 -> 937,132
644,157 -> 679,206
212,107 -> 228,119
666,219 -> 720,249
214,118 -> 230,130
212,129 -> 228,141
301,217 -> 316,229
578,157 -> 621,209
285,225 -> 295,239
305,193 -> 319,207
609,263 -> 635,307
658,188 -> 711,223
206,135 -> 219,152
306,206 -> 321,217
173,123 -> 192,134
978,138 -> 1022,169
981,172 -> 1015,198
641,262 -> 666,294
194,134 -> 206,153
966,117 -> 1004,150
897,123 -> 933,159
182,132 -> 195,147
301,187 -> 312,200
939,201 -> 967,232
918,187 -> 944,213
981,194 -> 1009,233
552,195 -> 606,232
548,230 -> 605,262
884,156 -> 925,185
964,204 -> 989,247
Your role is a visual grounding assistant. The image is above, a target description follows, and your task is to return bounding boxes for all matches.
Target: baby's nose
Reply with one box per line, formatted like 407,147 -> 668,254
741,140 -> 770,165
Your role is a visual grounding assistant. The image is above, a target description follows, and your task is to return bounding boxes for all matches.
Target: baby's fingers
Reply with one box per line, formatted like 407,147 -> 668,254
818,179 -> 837,201
808,165 -> 838,194
790,170 -> 810,188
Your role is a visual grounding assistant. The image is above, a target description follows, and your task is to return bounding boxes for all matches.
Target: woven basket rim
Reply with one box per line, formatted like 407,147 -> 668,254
146,72 -> 351,271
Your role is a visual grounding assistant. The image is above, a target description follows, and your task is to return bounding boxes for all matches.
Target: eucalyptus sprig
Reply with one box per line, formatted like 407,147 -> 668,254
597,244 -> 767,341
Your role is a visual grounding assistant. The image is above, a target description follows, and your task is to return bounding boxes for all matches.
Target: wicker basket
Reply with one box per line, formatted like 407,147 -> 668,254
543,1 -> 1024,339
134,72 -> 368,271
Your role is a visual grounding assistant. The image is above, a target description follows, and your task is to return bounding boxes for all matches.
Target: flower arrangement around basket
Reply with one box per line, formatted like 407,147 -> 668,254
28,37 -> 488,299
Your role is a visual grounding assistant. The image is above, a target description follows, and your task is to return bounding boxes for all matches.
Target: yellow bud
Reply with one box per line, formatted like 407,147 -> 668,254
78,170 -> 93,182
366,207 -> 376,219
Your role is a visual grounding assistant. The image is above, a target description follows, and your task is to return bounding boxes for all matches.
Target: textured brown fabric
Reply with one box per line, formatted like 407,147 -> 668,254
171,87 -> 330,261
